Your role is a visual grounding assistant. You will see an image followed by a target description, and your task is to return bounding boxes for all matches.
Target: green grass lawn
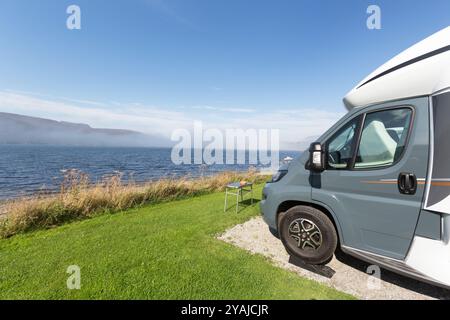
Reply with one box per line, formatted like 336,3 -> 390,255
0,185 -> 354,300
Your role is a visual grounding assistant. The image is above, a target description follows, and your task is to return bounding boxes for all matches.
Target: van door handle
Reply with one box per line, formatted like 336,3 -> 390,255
398,172 -> 417,195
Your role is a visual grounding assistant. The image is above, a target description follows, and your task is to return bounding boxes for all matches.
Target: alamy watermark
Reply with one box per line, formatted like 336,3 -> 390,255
66,265 -> 81,290
67,5 -> 81,30
366,265 -> 382,290
171,122 -> 280,171
64,5 -> 380,31
367,5 -> 381,30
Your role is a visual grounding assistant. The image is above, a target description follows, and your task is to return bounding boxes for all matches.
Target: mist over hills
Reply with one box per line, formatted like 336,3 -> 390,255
0,112 -> 171,147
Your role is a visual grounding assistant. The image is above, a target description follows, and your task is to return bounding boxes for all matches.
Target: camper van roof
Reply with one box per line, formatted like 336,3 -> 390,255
344,27 -> 450,110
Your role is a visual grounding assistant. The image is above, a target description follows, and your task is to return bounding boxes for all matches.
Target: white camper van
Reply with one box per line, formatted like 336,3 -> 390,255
261,26 -> 450,288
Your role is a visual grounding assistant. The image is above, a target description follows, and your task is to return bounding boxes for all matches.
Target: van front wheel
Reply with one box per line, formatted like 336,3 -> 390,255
279,205 -> 337,265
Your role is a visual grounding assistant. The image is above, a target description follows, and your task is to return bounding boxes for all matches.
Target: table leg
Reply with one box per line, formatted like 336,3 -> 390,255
224,188 -> 228,212
236,189 -> 239,214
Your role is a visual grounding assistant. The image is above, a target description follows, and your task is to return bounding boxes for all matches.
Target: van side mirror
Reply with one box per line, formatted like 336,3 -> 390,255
308,142 -> 325,172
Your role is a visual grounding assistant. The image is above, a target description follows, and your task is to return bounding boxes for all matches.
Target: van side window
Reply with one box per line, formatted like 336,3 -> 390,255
327,118 -> 359,169
355,108 -> 412,169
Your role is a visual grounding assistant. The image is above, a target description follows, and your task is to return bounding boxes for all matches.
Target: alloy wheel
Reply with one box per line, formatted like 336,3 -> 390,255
288,218 -> 323,250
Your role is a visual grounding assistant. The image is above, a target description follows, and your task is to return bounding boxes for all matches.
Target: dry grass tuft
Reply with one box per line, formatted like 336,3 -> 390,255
0,169 -> 268,238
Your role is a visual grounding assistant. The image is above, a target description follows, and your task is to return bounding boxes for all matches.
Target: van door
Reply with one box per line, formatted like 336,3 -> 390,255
312,97 -> 429,260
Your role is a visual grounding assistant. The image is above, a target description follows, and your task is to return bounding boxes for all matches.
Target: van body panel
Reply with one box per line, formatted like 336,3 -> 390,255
311,97 -> 430,259
406,218 -> 450,288
415,210 -> 441,240
260,153 -> 312,229
424,92 -> 450,213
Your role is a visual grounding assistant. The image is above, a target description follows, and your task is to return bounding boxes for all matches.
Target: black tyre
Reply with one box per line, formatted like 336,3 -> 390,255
279,205 -> 337,265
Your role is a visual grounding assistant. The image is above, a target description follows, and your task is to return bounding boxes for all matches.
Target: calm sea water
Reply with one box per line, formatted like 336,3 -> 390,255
0,145 -> 300,200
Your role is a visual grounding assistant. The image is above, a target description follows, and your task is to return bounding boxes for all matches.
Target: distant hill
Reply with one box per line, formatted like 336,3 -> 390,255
0,112 -> 170,147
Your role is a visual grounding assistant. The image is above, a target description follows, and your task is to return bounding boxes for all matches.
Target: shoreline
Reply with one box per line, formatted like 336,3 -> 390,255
0,168 -> 275,202
0,170 -> 270,237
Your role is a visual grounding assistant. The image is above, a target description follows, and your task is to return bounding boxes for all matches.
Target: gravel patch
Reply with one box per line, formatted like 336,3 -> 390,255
218,217 -> 450,300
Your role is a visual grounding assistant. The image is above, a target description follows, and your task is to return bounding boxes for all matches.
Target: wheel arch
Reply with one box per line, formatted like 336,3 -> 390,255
276,200 -> 344,247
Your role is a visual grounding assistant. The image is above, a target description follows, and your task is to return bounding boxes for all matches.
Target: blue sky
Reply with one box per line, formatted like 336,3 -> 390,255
0,0 -> 449,149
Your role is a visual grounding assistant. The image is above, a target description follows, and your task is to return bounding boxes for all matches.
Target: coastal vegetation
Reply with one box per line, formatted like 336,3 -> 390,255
0,169 -> 266,238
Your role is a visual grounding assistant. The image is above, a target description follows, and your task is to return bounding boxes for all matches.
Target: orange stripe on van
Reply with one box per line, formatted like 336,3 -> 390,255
361,181 -> 397,185
361,180 -> 449,186
430,181 -> 450,187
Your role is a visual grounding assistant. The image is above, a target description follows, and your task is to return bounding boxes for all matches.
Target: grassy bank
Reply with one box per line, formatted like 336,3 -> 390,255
0,184 -> 353,299
0,170 -> 267,238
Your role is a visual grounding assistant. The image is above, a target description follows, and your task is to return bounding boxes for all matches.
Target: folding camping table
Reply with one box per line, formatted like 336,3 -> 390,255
224,182 -> 253,213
